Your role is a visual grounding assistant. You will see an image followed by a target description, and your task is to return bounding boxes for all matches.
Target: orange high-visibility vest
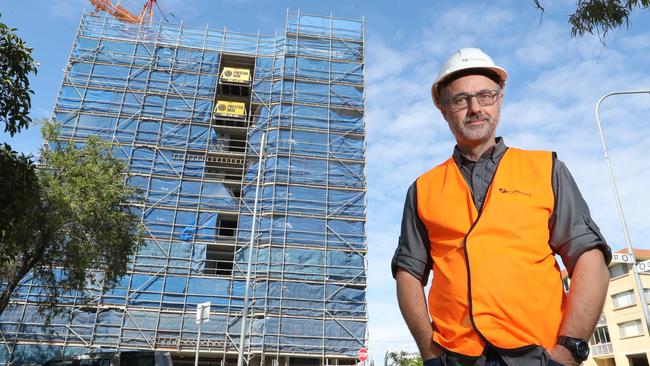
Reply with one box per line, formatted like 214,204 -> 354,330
416,148 -> 566,356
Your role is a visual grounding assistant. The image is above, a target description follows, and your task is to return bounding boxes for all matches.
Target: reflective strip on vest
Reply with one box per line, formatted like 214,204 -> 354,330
416,148 -> 565,356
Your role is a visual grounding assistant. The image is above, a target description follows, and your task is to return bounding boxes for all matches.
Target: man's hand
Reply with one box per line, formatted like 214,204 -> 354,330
396,269 -> 443,360
548,249 -> 609,366
547,345 -> 579,366
422,341 -> 444,360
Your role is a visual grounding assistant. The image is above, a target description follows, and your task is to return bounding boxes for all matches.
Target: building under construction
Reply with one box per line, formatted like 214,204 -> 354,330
0,10 -> 367,366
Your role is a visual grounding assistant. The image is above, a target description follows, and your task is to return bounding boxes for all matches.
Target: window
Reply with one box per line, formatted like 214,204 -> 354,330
590,325 -> 613,356
203,215 -> 238,276
590,325 -> 611,345
618,319 -> 643,338
612,290 -> 636,309
205,243 -> 234,276
597,312 -> 607,326
627,353 -> 650,366
645,288 -> 650,304
609,263 -> 630,278
217,215 -> 238,237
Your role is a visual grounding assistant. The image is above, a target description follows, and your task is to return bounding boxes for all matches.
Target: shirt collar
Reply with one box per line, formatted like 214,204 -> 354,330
452,137 -> 507,166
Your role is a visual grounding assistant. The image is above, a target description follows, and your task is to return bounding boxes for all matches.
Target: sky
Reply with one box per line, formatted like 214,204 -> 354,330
3,0 -> 650,363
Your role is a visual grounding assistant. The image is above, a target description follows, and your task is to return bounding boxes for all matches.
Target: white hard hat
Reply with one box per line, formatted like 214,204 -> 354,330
431,47 -> 508,106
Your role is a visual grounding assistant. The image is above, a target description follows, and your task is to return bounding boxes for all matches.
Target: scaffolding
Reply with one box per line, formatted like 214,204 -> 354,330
0,10 -> 366,366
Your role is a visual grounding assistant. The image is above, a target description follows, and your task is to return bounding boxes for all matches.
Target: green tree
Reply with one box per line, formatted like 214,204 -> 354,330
533,0 -> 650,38
384,351 -> 423,366
0,14 -> 41,271
0,14 -> 37,136
0,120 -> 143,316
0,143 -> 39,263
0,15 -> 142,318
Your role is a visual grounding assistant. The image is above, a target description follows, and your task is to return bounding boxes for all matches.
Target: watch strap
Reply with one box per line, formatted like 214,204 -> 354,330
556,335 -> 589,362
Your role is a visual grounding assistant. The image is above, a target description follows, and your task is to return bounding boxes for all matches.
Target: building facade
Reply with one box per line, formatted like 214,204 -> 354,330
585,249 -> 650,366
0,11 -> 367,366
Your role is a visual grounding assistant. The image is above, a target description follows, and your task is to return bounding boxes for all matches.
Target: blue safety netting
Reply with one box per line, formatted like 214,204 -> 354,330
287,15 -> 363,42
284,56 -> 363,84
1,12 -> 366,364
236,214 -> 364,250
243,157 -> 364,188
243,185 -> 365,217
251,104 -> 363,133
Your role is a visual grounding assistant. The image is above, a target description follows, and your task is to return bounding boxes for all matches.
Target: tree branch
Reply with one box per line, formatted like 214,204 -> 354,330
532,0 -> 545,24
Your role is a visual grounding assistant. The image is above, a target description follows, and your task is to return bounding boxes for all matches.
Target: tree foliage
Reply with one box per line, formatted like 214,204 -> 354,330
0,143 -> 40,263
570,0 -> 650,37
384,351 -> 423,366
0,14 -> 37,136
0,13 -> 142,319
533,0 -> 650,39
0,120 -> 143,317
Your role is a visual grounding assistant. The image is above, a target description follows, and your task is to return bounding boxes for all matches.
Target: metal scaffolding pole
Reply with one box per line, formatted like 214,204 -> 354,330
2,12 -> 368,364
237,132 -> 266,366
595,89 -> 650,335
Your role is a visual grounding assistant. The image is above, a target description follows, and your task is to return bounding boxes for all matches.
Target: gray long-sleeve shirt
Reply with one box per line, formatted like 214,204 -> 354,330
391,137 -> 611,285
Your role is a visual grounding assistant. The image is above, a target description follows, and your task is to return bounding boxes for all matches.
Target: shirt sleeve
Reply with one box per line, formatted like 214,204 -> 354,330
549,155 -> 612,277
391,181 -> 433,285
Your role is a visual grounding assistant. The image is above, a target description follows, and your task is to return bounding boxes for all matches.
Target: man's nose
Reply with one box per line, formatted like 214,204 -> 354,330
467,95 -> 481,114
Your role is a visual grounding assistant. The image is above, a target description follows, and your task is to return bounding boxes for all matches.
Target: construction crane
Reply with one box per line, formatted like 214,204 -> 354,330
88,0 -> 160,24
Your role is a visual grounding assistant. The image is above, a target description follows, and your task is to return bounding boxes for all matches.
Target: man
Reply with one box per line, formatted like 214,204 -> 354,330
391,48 -> 611,366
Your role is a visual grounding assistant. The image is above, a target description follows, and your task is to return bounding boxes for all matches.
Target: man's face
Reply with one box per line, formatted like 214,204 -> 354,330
439,74 -> 503,146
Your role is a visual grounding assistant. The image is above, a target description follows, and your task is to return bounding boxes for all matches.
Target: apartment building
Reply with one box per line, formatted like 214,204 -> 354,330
585,249 -> 650,366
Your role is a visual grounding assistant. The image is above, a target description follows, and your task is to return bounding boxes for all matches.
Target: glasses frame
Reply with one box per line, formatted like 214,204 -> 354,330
443,87 -> 501,112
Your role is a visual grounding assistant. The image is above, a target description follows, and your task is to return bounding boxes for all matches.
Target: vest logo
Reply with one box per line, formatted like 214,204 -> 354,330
498,187 -> 532,197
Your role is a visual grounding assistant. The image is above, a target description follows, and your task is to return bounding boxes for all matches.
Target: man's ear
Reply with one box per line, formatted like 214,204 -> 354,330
435,96 -> 447,118
433,85 -> 449,119
439,108 -> 449,124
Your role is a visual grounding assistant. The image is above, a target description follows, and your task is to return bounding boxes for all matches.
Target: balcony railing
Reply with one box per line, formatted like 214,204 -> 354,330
590,342 -> 613,356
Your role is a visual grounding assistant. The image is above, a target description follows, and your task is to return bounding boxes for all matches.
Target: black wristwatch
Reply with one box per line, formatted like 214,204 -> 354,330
556,336 -> 590,362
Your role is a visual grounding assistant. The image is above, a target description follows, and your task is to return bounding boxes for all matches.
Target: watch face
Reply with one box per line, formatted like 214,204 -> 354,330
575,339 -> 590,360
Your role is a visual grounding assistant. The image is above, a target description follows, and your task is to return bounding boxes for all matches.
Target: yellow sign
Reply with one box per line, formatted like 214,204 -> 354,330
214,101 -> 247,118
220,67 -> 251,84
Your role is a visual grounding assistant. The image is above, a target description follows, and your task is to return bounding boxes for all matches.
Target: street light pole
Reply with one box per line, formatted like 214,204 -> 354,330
195,320 -> 202,366
237,132 -> 266,366
595,90 -> 650,335
195,302 -> 210,366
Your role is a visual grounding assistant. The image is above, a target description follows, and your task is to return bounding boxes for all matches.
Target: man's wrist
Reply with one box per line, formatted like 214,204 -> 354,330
556,335 -> 590,363
548,344 -> 579,366
420,341 -> 443,360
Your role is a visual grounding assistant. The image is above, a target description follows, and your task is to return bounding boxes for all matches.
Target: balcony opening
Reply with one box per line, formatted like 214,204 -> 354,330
627,354 -> 649,366
217,215 -> 238,237
205,243 -> 234,276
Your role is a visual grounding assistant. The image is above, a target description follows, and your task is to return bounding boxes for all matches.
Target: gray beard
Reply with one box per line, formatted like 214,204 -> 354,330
452,115 -> 496,142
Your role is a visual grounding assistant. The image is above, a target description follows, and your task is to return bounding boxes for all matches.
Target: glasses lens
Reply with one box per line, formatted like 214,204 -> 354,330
445,89 -> 499,111
450,96 -> 468,110
476,90 -> 497,106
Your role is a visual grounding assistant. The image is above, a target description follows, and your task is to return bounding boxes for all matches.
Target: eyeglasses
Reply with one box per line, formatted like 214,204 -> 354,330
443,88 -> 501,112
